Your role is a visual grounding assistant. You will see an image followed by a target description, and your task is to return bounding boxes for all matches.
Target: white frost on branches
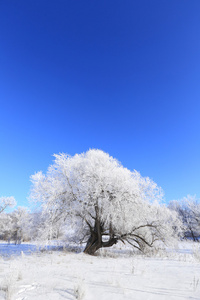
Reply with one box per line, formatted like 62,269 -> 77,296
0,196 -> 16,213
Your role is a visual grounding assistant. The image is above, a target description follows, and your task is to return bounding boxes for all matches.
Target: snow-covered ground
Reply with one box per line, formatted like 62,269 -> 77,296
0,242 -> 200,300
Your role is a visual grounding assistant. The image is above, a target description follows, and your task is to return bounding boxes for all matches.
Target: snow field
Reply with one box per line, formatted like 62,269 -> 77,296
0,243 -> 200,300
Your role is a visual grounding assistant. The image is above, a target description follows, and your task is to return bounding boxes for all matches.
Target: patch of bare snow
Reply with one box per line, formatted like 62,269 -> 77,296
0,242 -> 199,299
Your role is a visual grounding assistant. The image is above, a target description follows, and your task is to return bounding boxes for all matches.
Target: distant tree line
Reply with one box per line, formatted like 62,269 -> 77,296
0,196 -> 67,244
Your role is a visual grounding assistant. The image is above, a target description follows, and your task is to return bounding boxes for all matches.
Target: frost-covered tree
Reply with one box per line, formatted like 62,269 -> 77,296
30,209 -> 66,242
0,196 -> 16,213
0,206 -> 32,243
0,213 -> 13,241
0,196 -> 16,241
30,149 -> 180,255
169,195 -> 200,241
10,207 -> 32,243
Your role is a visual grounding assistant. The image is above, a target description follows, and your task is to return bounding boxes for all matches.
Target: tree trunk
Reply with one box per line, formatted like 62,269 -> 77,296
83,216 -> 118,255
84,232 -> 118,255
83,235 -> 102,255
83,220 -> 102,255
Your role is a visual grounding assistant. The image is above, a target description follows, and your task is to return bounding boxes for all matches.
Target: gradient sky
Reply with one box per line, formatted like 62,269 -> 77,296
1,0 -> 200,207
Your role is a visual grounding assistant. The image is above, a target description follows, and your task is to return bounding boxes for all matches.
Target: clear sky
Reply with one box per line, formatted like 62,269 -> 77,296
0,0 -> 200,207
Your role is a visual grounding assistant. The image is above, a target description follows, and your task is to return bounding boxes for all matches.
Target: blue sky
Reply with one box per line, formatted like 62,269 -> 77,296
0,0 -> 200,207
